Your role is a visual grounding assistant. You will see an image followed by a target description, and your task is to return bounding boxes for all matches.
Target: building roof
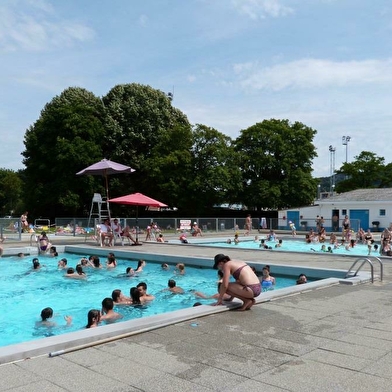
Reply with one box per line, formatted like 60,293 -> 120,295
323,188 -> 392,202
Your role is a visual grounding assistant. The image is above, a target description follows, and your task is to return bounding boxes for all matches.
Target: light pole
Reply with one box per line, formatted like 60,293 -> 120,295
329,145 -> 336,194
342,136 -> 351,163
317,184 -> 321,200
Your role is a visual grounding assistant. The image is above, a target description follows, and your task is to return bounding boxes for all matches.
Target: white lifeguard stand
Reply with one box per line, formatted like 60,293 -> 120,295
88,193 -> 111,229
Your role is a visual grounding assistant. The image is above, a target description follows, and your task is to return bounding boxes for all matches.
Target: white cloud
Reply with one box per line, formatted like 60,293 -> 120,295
187,75 -> 196,83
234,58 -> 392,90
0,1 -> 94,52
231,0 -> 294,19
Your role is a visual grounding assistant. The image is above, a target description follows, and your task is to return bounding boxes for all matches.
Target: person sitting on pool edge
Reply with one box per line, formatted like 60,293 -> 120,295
213,253 -> 261,311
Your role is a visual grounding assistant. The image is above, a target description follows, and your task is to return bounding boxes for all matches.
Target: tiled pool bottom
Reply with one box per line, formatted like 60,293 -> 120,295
0,245 -> 373,365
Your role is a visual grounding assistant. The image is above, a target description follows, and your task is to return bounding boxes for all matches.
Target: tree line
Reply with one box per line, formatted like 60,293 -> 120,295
1,83 -> 390,219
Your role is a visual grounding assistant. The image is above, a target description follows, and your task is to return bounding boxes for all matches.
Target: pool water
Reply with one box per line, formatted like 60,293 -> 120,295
0,253 -> 298,348
197,237 -> 381,257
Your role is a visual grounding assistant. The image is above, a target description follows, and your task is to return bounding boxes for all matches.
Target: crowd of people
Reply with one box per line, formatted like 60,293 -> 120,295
32,249 -> 310,331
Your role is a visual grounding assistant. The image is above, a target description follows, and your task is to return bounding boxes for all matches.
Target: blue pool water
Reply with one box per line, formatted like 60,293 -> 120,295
196,237 -> 381,257
0,253 -> 298,348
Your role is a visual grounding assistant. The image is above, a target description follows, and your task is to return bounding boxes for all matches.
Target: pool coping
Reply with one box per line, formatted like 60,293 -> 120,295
0,245 -> 374,365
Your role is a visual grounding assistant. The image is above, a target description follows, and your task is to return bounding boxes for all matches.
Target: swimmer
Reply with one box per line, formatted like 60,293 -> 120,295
58,258 -> 67,269
261,266 -> 275,289
130,286 -> 142,305
136,282 -> 155,302
32,258 -> 42,270
106,254 -> 117,268
49,246 -> 58,257
296,274 -> 307,285
135,259 -> 146,273
64,266 -> 86,279
161,263 -> 169,270
85,309 -> 101,328
275,239 -> 283,248
100,298 -> 123,323
234,233 -> 240,245
36,307 -> 72,328
112,289 -> 132,305
89,255 -> 102,268
166,279 -> 184,294
175,263 -> 186,275
126,267 -> 136,276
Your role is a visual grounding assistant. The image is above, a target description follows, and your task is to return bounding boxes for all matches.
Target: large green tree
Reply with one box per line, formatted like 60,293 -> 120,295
336,151 -> 385,192
0,169 -> 23,216
141,124 -> 194,210
22,87 -> 106,217
235,119 -> 317,209
185,124 -> 242,214
102,83 -> 191,196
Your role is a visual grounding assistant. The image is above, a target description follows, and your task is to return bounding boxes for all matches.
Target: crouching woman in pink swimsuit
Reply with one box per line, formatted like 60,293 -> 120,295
213,253 -> 261,311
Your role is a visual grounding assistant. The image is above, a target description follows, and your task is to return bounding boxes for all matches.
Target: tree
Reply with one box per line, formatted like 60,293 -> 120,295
141,124 -> 194,211
234,119 -> 317,209
185,124 -> 242,214
102,84 -> 191,196
22,87 -> 106,217
335,151 -> 385,192
0,169 -> 23,216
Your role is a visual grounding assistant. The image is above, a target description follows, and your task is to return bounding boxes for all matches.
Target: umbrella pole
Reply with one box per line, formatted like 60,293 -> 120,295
135,206 -> 141,245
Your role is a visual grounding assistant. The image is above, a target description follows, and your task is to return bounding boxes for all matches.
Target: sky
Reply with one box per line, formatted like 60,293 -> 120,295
1,0 -> 391,178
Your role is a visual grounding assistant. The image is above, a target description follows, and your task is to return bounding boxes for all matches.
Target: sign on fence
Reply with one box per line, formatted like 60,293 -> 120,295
180,220 -> 191,230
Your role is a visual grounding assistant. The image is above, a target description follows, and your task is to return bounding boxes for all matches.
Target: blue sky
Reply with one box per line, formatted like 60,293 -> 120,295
1,0 -> 391,177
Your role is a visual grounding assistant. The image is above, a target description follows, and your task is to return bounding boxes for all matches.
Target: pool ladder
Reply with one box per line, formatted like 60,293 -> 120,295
345,256 -> 383,283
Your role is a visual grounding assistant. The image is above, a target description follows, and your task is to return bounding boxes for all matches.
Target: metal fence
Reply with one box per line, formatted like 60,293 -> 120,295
53,217 -> 265,237
0,216 -> 365,242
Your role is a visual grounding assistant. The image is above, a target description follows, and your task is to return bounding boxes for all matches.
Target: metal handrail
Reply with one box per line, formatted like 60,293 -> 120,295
30,233 -> 38,246
367,256 -> 383,282
345,257 -> 383,283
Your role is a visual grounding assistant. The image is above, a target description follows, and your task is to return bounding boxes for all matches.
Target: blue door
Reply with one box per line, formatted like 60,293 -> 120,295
287,211 -> 300,230
349,210 -> 369,231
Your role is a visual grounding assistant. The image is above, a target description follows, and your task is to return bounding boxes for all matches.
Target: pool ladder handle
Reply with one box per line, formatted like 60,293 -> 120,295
345,256 -> 383,283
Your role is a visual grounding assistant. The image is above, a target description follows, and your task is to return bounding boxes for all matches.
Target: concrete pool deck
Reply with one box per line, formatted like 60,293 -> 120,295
1,234 -> 392,391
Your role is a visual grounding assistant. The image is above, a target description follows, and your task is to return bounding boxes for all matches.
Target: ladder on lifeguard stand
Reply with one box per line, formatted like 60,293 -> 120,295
87,193 -> 111,229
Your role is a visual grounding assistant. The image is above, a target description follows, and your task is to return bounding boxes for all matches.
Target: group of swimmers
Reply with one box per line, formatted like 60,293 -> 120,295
34,252 -> 310,331
36,255 -> 191,329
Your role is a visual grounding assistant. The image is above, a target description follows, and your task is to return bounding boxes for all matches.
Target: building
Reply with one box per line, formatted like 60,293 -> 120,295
278,188 -> 392,232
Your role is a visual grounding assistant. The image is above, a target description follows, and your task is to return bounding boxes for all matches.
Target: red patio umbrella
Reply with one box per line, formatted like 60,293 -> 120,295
76,159 -> 135,201
109,193 -> 168,243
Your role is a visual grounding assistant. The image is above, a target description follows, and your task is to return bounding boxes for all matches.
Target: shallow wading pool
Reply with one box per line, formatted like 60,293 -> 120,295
176,236 -> 382,257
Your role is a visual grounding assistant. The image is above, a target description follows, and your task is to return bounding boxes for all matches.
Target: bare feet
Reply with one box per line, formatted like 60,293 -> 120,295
237,298 -> 255,311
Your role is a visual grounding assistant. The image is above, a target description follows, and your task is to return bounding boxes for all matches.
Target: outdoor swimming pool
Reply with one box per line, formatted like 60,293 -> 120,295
0,252 -> 300,348
194,237 -> 381,257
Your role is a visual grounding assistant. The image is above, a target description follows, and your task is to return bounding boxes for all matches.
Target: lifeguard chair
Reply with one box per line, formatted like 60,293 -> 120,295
87,193 -> 111,230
